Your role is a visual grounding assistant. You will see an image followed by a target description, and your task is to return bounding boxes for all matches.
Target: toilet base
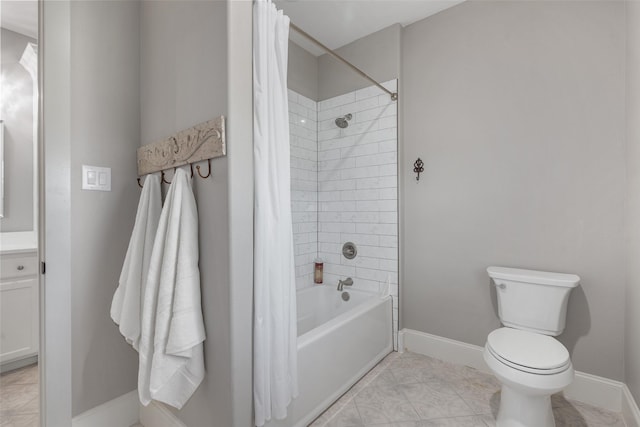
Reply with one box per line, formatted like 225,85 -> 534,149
496,385 -> 555,427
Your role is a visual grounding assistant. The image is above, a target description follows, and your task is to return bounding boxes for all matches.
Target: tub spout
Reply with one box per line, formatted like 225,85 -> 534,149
337,277 -> 353,291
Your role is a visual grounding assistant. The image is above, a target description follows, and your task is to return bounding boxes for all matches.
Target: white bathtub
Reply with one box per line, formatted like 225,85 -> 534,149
266,286 -> 393,427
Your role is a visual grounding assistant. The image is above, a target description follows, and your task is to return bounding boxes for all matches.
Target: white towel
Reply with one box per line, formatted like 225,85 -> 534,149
111,174 -> 162,351
138,168 -> 205,409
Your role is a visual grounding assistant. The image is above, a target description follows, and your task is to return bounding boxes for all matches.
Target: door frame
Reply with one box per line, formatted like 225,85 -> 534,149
39,0 -> 73,424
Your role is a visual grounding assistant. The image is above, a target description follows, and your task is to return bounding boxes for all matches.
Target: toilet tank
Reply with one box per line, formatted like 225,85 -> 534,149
487,267 -> 580,336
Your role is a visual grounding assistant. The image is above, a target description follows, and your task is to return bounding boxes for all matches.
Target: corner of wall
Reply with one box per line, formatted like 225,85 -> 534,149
625,0 -> 640,405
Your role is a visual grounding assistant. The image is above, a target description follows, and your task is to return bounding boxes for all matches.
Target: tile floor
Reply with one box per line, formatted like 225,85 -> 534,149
310,352 -> 626,427
6,355 -> 624,427
0,364 -> 39,427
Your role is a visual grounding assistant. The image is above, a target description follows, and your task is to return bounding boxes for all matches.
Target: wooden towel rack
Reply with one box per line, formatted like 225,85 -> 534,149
136,116 -> 226,185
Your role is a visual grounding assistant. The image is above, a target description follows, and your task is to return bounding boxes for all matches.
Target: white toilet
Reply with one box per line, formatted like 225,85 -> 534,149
484,266 -> 580,427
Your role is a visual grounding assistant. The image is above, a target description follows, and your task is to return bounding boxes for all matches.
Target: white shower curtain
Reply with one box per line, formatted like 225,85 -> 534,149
253,1 -> 298,426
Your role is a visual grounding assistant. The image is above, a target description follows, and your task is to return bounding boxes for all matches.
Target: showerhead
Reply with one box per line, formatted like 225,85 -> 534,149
335,113 -> 352,129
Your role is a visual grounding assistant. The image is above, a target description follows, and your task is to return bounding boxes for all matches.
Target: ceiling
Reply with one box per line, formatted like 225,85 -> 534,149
0,0 -> 464,55
1,1 -> 38,39
275,0 -> 464,56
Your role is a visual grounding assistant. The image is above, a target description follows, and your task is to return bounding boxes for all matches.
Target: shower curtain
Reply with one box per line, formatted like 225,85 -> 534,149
253,1 -> 298,426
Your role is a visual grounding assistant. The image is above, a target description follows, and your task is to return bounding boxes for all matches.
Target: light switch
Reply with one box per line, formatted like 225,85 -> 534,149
82,165 -> 111,191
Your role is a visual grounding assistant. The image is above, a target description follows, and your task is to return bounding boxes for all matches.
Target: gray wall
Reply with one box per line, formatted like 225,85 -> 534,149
317,24 -> 400,101
70,0 -> 141,415
0,28 -> 35,232
139,2 -> 233,425
626,0 -> 640,402
401,0 -> 626,381
288,41 -> 318,101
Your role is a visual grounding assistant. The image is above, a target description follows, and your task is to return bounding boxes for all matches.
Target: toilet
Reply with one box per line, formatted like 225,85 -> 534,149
484,266 -> 580,427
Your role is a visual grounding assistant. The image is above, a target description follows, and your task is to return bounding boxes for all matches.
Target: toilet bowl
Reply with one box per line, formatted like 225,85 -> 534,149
484,328 -> 574,427
485,267 -> 580,427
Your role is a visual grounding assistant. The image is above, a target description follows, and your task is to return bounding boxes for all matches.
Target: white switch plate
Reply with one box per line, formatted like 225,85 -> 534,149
82,165 -> 111,191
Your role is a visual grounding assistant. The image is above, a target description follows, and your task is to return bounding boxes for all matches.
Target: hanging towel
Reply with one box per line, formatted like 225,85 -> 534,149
111,173 -> 162,351
138,168 -> 205,409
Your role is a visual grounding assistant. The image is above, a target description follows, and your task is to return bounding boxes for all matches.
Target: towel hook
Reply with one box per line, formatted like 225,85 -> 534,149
413,158 -> 424,181
162,168 -> 175,185
196,159 -> 212,179
137,177 -> 144,188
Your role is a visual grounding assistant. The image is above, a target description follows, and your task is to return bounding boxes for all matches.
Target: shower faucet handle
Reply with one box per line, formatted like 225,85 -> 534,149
342,242 -> 357,259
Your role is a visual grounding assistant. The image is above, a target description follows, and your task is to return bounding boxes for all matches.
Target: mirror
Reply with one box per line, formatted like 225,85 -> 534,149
0,28 -> 38,232
0,121 -> 4,218
0,13 -> 38,233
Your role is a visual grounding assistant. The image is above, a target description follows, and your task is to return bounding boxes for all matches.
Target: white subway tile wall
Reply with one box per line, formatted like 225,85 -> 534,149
289,90 -> 318,290
288,80 -> 399,348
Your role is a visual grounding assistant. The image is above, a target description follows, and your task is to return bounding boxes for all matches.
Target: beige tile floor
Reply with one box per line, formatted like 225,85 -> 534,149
29,352 -> 627,427
0,364 -> 39,427
310,352 -> 627,427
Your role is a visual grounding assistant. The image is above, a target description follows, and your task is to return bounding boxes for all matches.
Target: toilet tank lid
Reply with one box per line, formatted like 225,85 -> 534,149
487,266 -> 580,288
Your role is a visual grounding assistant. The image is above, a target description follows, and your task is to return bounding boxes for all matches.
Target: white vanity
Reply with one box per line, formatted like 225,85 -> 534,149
0,232 -> 39,371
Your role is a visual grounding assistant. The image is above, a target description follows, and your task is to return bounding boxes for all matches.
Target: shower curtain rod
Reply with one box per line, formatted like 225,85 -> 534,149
289,23 -> 398,101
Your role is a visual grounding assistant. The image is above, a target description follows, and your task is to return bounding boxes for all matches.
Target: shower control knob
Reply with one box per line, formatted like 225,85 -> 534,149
342,242 -> 357,260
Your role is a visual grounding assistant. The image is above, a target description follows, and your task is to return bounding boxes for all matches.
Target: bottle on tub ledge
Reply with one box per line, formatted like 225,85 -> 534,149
314,258 -> 323,284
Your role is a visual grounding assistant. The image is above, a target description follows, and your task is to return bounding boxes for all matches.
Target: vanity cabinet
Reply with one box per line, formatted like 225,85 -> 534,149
0,250 -> 39,364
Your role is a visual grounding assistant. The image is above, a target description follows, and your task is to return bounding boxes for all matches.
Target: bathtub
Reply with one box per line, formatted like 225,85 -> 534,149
266,286 -> 393,427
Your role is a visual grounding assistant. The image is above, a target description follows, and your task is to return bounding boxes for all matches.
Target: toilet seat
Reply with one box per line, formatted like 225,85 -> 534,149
486,328 -> 571,375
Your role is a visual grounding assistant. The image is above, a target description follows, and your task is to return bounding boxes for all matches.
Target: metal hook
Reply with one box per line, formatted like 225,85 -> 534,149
162,168 -> 175,185
137,177 -> 144,188
196,159 -> 212,179
413,158 -> 424,181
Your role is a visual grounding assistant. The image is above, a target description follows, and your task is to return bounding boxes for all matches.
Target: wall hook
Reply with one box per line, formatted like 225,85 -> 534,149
162,168 -> 175,185
137,177 -> 144,188
196,159 -> 212,179
413,158 -> 424,181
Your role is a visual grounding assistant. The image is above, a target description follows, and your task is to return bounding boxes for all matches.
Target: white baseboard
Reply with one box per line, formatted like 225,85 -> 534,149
623,385 -> 640,427
72,390 -> 139,427
399,328 -> 640,415
0,355 -> 38,374
399,328 -> 490,374
564,370 -> 623,412
140,400 -> 186,427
